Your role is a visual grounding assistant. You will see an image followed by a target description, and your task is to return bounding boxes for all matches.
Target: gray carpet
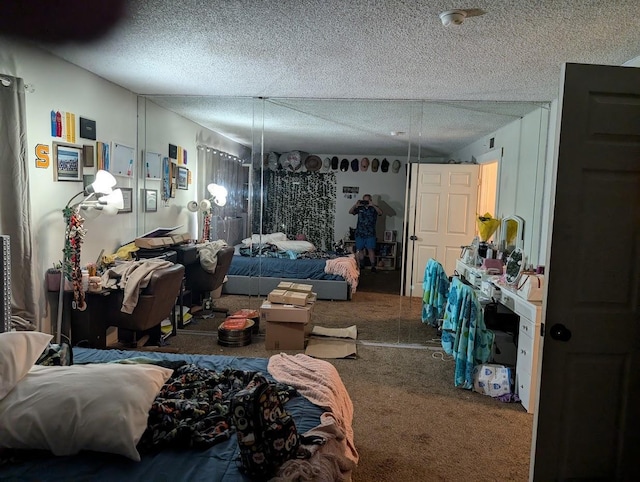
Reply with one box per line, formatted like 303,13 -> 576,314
165,290 -> 532,481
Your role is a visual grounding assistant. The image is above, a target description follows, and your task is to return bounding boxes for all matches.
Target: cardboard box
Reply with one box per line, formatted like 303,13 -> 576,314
268,289 -> 312,307
260,301 -> 312,323
277,282 -> 313,293
134,236 -> 173,249
283,291 -> 310,306
265,320 -> 312,350
268,289 -> 288,304
261,301 -> 312,350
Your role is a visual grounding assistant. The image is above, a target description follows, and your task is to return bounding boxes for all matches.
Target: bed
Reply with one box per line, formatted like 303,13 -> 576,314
223,234 -> 360,301
0,334 -> 358,482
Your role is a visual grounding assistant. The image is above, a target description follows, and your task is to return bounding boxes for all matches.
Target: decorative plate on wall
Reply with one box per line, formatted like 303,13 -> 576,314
505,248 -> 524,284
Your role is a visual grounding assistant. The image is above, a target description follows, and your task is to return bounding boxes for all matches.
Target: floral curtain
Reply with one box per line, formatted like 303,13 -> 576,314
254,171 -> 336,251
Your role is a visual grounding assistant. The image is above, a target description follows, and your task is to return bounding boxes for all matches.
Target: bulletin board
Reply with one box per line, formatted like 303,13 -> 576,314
109,142 -> 135,177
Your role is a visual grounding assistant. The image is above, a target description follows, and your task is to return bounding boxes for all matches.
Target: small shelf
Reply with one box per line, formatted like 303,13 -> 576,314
343,240 -> 398,270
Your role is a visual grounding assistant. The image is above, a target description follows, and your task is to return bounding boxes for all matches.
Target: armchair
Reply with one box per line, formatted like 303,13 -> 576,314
184,245 -> 235,318
105,263 -> 185,346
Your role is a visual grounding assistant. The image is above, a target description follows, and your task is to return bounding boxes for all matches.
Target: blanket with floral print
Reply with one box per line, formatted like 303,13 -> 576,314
137,362 -> 297,453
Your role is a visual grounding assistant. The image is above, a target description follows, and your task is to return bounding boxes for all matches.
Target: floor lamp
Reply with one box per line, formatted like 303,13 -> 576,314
55,170 -> 124,344
187,183 -> 228,242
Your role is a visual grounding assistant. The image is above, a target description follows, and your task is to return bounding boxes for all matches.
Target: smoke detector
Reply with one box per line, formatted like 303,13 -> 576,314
439,8 -> 486,27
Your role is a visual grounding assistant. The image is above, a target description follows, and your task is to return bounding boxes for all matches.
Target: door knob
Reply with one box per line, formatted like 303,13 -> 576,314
549,323 -> 572,342
409,235 -> 418,241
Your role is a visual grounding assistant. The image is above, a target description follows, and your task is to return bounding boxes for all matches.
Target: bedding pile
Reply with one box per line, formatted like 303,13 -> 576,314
196,239 -> 228,273
138,361 -> 297,452
268,353 -> 359,481
324,255 -> 359,293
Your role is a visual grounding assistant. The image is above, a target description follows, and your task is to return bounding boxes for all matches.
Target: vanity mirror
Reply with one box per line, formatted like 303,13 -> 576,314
505,247 -> 524,284
500,215 -> 524,253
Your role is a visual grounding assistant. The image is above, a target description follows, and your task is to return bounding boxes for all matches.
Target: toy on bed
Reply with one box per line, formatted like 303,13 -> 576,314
0,332 -> 358,481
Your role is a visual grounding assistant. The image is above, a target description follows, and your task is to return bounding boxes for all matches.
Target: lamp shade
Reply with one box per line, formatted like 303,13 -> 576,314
207,183 -> 227,199
187,201 -> 199,212
98,188 -> 124,210
101,204 -> 120,216
199,199 -> 212,212
89,170 -> 117,195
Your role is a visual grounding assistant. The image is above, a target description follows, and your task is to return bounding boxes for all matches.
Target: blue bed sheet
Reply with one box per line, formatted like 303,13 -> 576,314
229,255 -> 344,280
0,348 -> 324,482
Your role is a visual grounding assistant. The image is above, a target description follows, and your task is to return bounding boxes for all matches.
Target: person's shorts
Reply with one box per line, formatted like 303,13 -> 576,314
355,236 -> 376,250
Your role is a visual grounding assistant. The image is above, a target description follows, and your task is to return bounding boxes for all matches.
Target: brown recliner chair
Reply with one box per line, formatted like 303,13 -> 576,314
184,245 -> 235,318
106,263 -> 185,345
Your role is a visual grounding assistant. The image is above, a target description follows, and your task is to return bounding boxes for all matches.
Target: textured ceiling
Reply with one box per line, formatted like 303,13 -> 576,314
38,0 -> 640,156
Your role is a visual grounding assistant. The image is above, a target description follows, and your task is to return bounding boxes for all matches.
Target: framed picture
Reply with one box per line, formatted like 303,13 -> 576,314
144,188 -> 158,212
82,144 -> 94,167
53,142 -> 83,181
82,174 -> 95,191
383,230 -> 396,242
118,187 -> 133,214
177,166 -> 188,190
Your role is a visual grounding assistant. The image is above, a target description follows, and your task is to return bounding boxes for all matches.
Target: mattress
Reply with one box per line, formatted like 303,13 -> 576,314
229,255 -> 345,281
0,347 -> 324,482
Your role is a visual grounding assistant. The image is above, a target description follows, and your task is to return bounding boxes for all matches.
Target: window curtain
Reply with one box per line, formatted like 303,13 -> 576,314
0,75 -> 36,326
197,146 -> 247,243
199,148 -> 245,217
257,171 -> 336,251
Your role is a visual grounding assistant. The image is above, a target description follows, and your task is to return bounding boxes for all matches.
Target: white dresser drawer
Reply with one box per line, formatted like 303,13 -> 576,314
501,289 -> 538,321
515,369 -> 532,412
518,316 -> 537,340
516,330 -> 535,376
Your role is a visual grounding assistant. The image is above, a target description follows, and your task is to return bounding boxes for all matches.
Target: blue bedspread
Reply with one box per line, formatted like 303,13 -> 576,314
229,255 -> 344,280
0,348 -> 324,482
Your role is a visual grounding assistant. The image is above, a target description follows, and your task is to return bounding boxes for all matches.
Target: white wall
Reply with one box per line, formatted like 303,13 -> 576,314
323,155 -> 408,245
0,40 -> 249,333
449,107 -> 550,267
1,39 -> 138,332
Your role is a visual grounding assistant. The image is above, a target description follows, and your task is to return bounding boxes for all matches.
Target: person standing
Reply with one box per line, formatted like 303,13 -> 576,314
349,194 -> 383,272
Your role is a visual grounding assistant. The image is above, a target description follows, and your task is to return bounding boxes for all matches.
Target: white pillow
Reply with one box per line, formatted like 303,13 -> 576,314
0,363 -> 173,461
271,239 -> 316,253
241,232 -> 287,245
0,331 -> 53,400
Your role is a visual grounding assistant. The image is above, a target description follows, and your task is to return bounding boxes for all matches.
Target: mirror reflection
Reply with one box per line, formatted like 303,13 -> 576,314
501,215 -> 525,254
138,96 -> 549,348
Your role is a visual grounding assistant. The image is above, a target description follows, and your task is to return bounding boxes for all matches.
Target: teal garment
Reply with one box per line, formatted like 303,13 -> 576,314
441,277 -> 495,389
421,259 -> 450,327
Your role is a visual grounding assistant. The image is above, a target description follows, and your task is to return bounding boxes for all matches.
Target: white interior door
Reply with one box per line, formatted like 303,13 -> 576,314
531,63 -> 640,480
403,163 -> 479,297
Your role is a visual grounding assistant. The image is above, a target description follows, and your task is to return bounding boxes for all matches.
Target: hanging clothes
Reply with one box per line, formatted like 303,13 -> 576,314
421,258 -> 450,327
441,277 -> 494,389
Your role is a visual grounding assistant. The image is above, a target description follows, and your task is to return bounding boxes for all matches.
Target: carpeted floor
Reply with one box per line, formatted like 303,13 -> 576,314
166,280 -> 533,482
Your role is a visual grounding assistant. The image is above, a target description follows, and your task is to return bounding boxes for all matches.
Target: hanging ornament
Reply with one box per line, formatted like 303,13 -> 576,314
62,206 -> 87,311
202,212 -> 211,243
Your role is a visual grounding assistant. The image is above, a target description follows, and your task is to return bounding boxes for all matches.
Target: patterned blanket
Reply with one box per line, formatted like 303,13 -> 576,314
138,362 -> 297,453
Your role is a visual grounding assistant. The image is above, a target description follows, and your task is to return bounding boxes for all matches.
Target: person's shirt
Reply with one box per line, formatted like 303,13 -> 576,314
354,205 -> 377,238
